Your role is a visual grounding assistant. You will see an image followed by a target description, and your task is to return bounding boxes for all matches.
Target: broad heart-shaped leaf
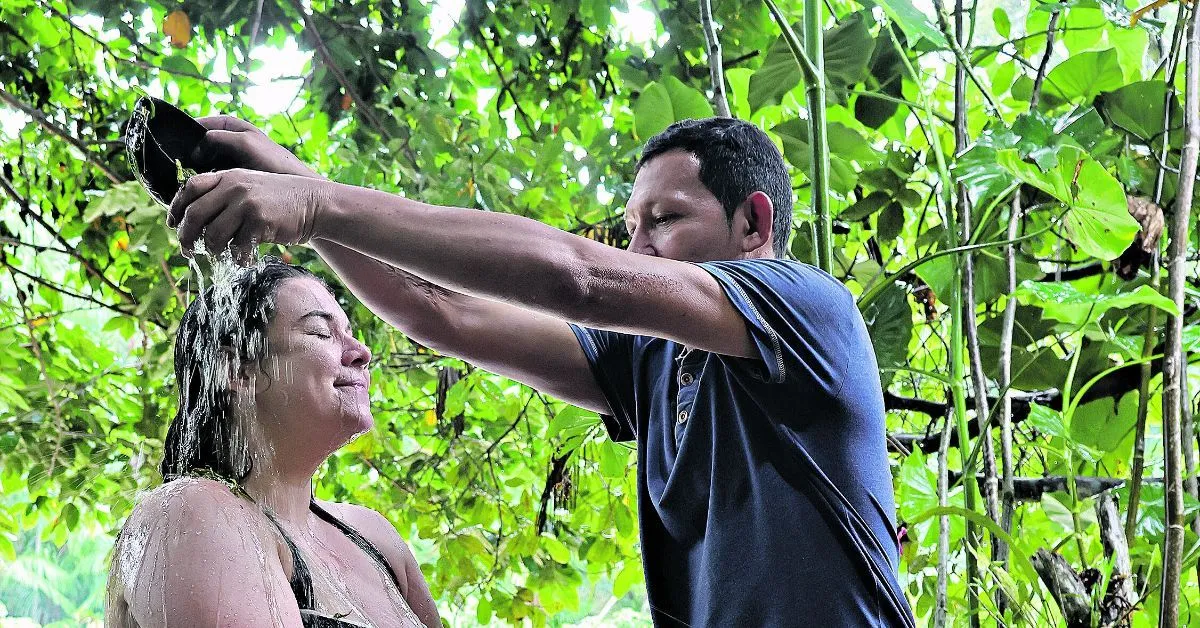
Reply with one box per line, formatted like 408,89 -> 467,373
1041,48 -> 1125,103
1013,280 -> 1180,326
859,280 -> 913,388
1096,80 -> 1185,146
860,0 -> 947,48
771,119 -> 860,194
995,145 -> 1139,260
748,12 -> 874,112
632,76 -> 713,141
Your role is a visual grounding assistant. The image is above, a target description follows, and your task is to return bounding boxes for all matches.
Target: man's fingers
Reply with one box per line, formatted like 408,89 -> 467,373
173,176 -> 233,255
168,171 -> 224,228
200,200 -> 246,256
190,130 -> 249,169
194,115 -> 263,134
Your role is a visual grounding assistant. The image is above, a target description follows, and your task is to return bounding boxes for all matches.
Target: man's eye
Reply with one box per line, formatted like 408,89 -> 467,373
654,214 -> 676,225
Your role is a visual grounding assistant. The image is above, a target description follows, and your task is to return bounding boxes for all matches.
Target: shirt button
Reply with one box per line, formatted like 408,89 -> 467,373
677,410 -> 689,424
680,372 -> 694,386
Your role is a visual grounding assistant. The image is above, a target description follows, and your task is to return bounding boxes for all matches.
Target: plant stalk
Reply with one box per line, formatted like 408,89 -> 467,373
1160,0 -> 1200,622
699,0 -> 731,117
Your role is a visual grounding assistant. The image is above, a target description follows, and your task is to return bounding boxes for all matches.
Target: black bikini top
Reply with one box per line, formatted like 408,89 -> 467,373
259,499 -> 417,628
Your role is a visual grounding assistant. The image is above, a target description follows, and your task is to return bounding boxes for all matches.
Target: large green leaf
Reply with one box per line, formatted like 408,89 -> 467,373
861,0 -> 947,48
1041,49 -> 1125,103
1096,80 -> 1185,146
995,145 -> 1139,260
748,12 -> 875,112
860,281 -> 913,388
632,76 -> 714,141
1013,280 -> 1180,326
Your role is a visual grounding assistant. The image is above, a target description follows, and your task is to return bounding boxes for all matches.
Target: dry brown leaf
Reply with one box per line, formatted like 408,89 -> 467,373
163,10 -> 192,49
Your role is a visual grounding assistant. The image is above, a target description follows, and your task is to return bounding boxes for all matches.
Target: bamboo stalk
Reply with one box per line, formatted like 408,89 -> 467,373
762,0 -> 828,270
1159,0 -> 1199,621
803,0 -> 831,272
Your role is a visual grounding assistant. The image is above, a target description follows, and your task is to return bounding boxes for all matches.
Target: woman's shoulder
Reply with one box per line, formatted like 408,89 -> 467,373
128,476 -> 262,524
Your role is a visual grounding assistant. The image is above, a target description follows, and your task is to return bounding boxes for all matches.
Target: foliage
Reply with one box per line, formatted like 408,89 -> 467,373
0,0 -> 1198,625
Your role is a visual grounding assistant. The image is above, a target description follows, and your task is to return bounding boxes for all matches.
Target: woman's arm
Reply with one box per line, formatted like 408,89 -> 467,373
114,478 -> 302,628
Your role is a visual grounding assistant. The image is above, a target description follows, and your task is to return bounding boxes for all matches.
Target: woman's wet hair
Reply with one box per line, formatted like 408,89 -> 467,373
160,256 -> 327,483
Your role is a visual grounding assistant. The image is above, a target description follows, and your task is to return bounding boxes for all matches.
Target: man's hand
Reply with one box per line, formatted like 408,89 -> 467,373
191,115 -> 319,180
167,169 -> 331,262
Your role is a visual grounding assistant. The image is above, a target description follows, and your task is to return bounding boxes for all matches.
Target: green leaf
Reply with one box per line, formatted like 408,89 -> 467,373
860,281 -> 912,388
993,8 -> 1011,38
545,406 -> 596,440
995,145 -> 1139,260
1096,80 -> 1185,146
613,562 -> 643,598
0,534 -> 14,562
542,535 -> 570,564
83,181 -> 159,223
632,77 -> 713,141
1042,49 -> 1125,103
1014,281 -> 1179,326
863,0 -> 947,47
748,12 -> 875,112
840,191 -> 891,221
598,441 -> 630,478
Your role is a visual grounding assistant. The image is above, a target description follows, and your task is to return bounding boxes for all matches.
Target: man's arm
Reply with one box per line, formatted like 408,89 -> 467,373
170,172 -> 758,361
314,239 -> 610,415
185,117 -> 610,414
314,183 -> 758,360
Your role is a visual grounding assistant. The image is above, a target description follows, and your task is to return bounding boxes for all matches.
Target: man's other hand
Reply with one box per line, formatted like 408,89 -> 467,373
168,169 -> 331,262
191,115 -> 320,180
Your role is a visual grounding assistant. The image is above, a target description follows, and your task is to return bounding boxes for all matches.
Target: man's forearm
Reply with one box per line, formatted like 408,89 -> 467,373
316,182 -> 598,322
310,238 -> 460,344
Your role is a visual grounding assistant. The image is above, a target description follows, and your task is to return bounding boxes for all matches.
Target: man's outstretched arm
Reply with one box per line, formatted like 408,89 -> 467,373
186,116 -> 610,414
170,171 -> 758,361
313,239 -> 610,414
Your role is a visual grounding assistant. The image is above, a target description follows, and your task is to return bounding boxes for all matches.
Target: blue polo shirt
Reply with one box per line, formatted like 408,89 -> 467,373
569,258 -> 913,627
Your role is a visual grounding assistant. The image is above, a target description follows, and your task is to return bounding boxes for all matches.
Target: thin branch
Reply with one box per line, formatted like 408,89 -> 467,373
1029,7 -> 1063,110
285,0 -> 392,139
0,87 -> 123,184
930,0 -> 999,115
699,0 -> 731,117
0,169 -> 137,304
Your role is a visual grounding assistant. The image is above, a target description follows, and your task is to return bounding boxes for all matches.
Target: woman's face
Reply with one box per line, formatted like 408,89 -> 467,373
249,276 -> 373,446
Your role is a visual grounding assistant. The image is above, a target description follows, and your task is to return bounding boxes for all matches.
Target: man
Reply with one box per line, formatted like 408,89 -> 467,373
170,115 -> 915,626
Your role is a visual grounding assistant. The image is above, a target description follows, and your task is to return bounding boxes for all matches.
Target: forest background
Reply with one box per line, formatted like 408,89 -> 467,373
0,0 -> 1198,625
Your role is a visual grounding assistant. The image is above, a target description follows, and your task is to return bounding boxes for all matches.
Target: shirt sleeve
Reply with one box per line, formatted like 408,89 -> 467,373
568,324 -> 638,442
695,259 -> 862,394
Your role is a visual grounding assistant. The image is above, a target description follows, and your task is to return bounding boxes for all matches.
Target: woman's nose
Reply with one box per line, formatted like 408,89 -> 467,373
343,336 -> 371,368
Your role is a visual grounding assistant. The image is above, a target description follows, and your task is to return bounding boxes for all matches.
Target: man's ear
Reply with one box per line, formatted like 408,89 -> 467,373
734,191 -> 774,254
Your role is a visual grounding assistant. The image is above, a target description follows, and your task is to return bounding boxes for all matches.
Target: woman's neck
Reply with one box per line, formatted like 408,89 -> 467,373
241,455 -> 319,528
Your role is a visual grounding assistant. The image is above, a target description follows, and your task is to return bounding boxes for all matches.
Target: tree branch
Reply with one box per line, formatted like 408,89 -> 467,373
699,0 -> 730,117
0,87 -> 123,184
285,0 -> 392,139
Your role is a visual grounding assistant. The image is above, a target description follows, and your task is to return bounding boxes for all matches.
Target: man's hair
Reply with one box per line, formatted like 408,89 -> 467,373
637,117 -> 793,257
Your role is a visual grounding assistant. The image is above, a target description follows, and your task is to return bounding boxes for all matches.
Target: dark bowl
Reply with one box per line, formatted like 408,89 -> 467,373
126,96 -> 209,206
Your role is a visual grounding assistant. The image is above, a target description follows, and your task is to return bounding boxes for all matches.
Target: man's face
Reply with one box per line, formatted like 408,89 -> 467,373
624,150 -> 741,262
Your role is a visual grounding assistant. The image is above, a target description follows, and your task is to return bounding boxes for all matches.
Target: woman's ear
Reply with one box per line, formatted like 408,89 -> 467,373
221,347 -> 253,392
734,191 -> 774,254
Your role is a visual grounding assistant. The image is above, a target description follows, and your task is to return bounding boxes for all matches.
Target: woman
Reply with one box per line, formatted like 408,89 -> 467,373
105,257 -> 439,628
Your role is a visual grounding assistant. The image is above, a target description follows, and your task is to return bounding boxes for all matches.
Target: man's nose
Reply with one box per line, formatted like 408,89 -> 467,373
627,231 -> 656,256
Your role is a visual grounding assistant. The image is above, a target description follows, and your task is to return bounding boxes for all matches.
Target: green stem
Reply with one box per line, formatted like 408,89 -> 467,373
763,0 -> 830,271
